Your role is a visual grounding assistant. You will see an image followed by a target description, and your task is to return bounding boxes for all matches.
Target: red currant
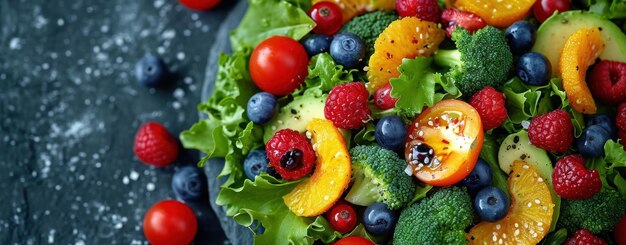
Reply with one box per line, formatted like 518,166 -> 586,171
532,0 -> 569,23
326,201 -> 357,233
308,2 -> 343,35
374,83 -> 398,110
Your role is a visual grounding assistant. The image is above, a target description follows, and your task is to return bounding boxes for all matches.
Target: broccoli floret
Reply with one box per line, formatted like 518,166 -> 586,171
393,187 -> 474,245
434,26 -> 513,96
558,188 -> 626,234
341,11 -> 398,55
344,145 -> 415,210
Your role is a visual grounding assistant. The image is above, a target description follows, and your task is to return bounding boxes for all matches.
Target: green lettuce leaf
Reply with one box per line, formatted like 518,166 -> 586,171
583,0 -> 626,19
408,184 -> 433,205
344,224 -> 385,244
604,139 -> 626,170
541,228 -> 568,245
294,53 -> 357,97
353,122 -> 376,146
479,134 -> 510,198
585,140 -> 626,198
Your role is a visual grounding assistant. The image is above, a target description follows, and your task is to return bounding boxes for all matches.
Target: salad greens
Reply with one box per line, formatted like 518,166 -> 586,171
583,0 -> 626,19
295,53 -> 357,96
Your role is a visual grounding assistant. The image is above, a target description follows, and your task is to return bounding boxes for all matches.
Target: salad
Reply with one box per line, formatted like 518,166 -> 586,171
180,0 -> 626,244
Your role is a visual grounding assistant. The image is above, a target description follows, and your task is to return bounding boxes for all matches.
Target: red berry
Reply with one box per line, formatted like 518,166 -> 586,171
324,82 -> 371,129
615,214 -> 626,245
588,61 -> 626,105
441,8 -> 487,38
333,236 -> 376,245
528,109 -> 574,153
179,0 -> 221,11
566,229 -> 606,245
266,129 -> 316,180
616,103 -> 626,132
134,122 -> 179,167
374,83 -> 398,110
552,154 -> 602,199
395,0 -> 441,23
469,86 -> 507,131
533,0 -> 570,23
326,201 -> 357,233
309,2 -> 343,35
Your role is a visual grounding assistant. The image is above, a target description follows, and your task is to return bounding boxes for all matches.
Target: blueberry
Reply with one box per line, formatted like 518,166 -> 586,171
516,52 -> 551,86
576,125 -> 611,157
474,186 -> 509,222
461,159 -> 492,191
375,115 -> 407,151
135,55 -> 168,87
172,166 -> 207,201
302,34 -> 333,57
505,21 -> 536,55
330,33 -> 365,69
363,202 -> 397,235
587,114 -> 616,137
243,150 -> 270,180
247,92 -> 278,124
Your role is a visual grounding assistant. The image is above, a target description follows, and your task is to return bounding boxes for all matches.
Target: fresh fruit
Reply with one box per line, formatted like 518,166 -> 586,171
134,122 -> 179,167
453,0 -> 536,28
247,92 -> 278,124
553,154 -> 601,199
143,200 -> 197,245
363,202 -> 397,235
309,2 -> 343,35
474,186 -> 509,222
516,52 -> 551,86
467,161 -> 555,245
461,159 -> 492,191
395,0 -> 441,22
440,8 -> 487,38
505,21 -> 536,55
375,115 -> 406,151
324,82 -> 371,129
618,103 -> 626,131
576,125 -> 611,157
135,55 -> 168,87
249,36 -> 309,96
615,214 -> 626,245
528,109 -> 574,153
404,100 -> 484,186
172,166 -> 207,201
283,119 -> 352,217
333,236 -> 376,245
366,17 -> 445,92
532,0 -> 569,23
587,113 -> 616,137
266,129 -> 316,180
532,11 -> 626,77
178,0 -> 220,11
374,83 -> 398,110
330,33 -> 366,69
263,93 -> 326,142
566,229 -> 606,245
243,149 -> 270,180
312,0 -> 396,23
302,34 -> 333,57
620,130 -> 626,151
326,200 -> 357,233
468,86 -> 507,131
588,60 -> 626,105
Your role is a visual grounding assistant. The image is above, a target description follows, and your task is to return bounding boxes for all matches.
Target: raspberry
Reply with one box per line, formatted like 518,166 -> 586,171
528,109 -> 574,153
395,0 -> 441,23
441,8 -> 487,38
588,60 -> 626,105
469,86 -> 507,131
324,82 -> 371,129
133,122 -> 179,167
552,154 -> 602,199
266,129 -> 316,180
619,129 -> 626,151
565,229 -> 606,245
616,102 -> 626,132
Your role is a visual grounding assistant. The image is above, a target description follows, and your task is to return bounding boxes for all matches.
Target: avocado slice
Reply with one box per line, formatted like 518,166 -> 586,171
532,11 -> 626,77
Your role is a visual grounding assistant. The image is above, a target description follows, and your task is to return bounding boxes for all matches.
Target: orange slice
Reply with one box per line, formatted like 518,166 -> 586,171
283,118 -> 352,217
467,161 -> 554,244
453,0 -> 536,28
312,0 -> 395,23
559,28 -> 604,114
366,17 -> 445,92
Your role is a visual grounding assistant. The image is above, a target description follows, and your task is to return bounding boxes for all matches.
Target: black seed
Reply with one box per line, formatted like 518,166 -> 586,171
280,149 -> 304,171
513,136 -> 519,143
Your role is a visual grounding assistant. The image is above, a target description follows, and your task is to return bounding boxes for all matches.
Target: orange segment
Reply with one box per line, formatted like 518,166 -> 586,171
559,28 -> 604,114
453,0 -> 536,28
283,118 -> 351,217
467,161 -> 554,244
312,0 -> 395,23
366,17 -> 445,92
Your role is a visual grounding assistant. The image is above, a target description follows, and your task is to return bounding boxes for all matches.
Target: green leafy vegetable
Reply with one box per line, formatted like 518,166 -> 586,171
297,53 -> 357,96
353,122 -> 376,146
479,134 -> 510,198
583,0 -> 626,19
344,224 -> 385,244
541,228 -> 568,245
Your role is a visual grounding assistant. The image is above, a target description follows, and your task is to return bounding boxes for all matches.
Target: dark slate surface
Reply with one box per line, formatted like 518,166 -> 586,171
0,0 -> 238,244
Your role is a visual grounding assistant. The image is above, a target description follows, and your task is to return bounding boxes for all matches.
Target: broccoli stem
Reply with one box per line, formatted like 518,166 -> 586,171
433,49 -> 463,68
344,169 -> 380,206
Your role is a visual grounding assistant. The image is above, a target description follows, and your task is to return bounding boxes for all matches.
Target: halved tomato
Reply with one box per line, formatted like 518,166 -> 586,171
404,99 -> 484,186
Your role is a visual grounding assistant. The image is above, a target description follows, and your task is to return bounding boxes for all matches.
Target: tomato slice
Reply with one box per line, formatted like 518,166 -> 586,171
404,99 -> 484,186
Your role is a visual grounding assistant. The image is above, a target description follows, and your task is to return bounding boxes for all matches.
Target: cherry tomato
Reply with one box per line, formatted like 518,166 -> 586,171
326,200 -> 357,233
178,0 -> 221,11
143,200 -> 197,245
309,2 -> 343,35
615,214 -> 626,245
374,83 -> 398,110
333,236 -> 376,245
249,36 -> 309,96
404,99 -> 484,186
532,0 -> 569,23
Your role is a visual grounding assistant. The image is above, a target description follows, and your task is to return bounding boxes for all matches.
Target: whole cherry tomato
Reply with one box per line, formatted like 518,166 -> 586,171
143,200 -> 197,245
179,0 -> 221,11
615,214 -> 626,245
309,2 -> 343,35
532,0 -> 569,23
326,200 -> 357,233
333,236 -> 376,245
249,36 -> 309,96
